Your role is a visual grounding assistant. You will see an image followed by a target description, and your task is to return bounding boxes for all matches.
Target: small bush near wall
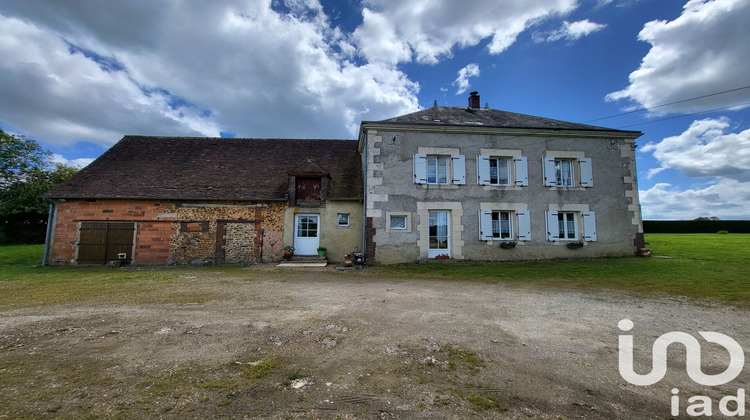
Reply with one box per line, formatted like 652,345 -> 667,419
644,220 -> 750,234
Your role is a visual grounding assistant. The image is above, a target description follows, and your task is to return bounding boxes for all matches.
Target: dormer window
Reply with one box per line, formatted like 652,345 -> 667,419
289,157 -> 329,207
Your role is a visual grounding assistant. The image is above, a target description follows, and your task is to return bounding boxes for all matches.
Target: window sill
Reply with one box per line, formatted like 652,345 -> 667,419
417,184 -> 459,190
482,185 -> 523,191
546,186 -> 587,191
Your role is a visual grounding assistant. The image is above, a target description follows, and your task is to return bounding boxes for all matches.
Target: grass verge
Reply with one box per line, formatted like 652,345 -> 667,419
1,234 -> 748,307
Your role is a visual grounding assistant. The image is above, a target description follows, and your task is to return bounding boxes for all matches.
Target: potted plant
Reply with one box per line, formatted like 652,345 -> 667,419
283,246 -> 295,260
343,253 -> 354,267
566,241 -> 584,249
434,254 -> 450,260
500,241 -> 517,249
317,247 -> 327,258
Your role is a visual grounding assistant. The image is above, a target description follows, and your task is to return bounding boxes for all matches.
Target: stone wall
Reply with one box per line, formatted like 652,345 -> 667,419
49,199 -> 177,265
48,199 -> 287,265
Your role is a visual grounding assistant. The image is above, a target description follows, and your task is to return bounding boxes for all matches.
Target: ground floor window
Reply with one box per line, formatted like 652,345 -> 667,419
337,213 -> 350,227
389,215 -> 407,230
428,211 -> 450,257
557,212 -> 577,240
492,211 -> 512,239
545,210 -> 596,242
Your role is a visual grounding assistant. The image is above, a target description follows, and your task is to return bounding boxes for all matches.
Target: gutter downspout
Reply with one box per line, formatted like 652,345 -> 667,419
42,200 -> 57,266
361,126 -> 368,263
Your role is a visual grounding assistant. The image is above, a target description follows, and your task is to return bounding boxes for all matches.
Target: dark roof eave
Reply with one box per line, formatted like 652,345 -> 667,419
360,120 -> 642,137
43,195 -> 290,202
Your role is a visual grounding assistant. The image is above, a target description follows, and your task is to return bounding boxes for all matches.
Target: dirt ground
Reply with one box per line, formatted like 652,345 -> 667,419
1,266 -> 748,419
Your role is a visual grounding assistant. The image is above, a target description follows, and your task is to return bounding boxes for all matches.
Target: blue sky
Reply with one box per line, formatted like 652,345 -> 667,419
1,0 -> 748,219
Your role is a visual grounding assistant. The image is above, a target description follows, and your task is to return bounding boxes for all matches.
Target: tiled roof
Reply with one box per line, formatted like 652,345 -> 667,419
367,106 -> 641,134
45,136 -> 362,201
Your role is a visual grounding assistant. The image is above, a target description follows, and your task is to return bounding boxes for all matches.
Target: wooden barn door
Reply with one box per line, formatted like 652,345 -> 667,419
77,222 -> 135,265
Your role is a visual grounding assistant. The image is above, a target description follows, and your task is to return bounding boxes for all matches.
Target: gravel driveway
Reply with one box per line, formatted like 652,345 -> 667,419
1,268 -> 747,418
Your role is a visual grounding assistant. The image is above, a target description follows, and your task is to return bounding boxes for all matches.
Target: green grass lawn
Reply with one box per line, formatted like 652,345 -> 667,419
376,234 -> 749,304
0,234 -> 748,307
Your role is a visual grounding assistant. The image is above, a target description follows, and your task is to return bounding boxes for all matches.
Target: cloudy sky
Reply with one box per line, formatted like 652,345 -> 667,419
1,0 -> 748,220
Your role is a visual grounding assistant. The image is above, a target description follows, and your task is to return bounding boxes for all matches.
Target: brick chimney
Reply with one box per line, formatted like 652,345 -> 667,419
468,91 -> 480,109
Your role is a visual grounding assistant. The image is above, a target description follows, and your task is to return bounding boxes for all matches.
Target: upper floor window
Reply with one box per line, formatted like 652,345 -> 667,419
337,213 -> 350,227
414,154 -> 466,185
491,158 -> 510,185
555,159 -> 575,187
427,156 -> 450,184
477,155 -> 528,186
542,156 -> 593,188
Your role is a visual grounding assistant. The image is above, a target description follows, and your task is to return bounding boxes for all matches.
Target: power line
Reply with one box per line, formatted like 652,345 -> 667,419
616,101 -> 750,129
584,85 -> 750,124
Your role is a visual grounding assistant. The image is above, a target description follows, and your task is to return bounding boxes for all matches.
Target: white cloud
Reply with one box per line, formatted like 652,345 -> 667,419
353,0 -> 578,64
640,179 -> 750,220
0,14 -> 220,147
533,19 -> 606,42
51,154 -> 95,168
453,64 -> 480,95
641,117 -> 750,181
0,1 -> 420,147
607,0 -> 750,114
639,117 -> 750,219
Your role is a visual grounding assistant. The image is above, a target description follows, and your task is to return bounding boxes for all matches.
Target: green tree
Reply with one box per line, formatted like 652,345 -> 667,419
0,129 -> 78,244
0,129 -> 51,186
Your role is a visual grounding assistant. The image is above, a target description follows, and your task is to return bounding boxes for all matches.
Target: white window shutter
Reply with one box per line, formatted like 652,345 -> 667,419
479,210 -> 494,241
545,211 -> 559,241
580,158 -> 593,187
514,156 -> 528,186
543,157 -> 557,186
517,211 -> 531,241
583,211 -> 597,241
452,155 -> 466,185
413,153 -> 427,184
477,155 -> 491,185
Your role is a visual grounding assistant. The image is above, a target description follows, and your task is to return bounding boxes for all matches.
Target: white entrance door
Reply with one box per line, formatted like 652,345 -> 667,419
294,214 -> 320,255
428,211 -> 450,258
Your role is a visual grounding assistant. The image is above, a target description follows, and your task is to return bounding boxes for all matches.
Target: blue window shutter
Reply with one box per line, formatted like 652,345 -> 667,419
479,210 -> 494,241
413,153 -> 427,184
477,155 -> 491,185
579,158 -> 593,187
546,211 -> 559,241
517,211 -> 531,241
452,155 -> 466,185
583,211 -> 597,241
514,156 -> 528,186
543,157 -> 557,186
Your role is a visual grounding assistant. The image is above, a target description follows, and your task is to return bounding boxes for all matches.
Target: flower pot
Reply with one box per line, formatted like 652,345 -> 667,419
317,250 -> 326,258
343,258 -> 353,267
566,242 -> 584,249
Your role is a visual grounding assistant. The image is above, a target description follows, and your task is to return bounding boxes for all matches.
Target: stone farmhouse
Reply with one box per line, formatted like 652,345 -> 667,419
43,92 -> 644,265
